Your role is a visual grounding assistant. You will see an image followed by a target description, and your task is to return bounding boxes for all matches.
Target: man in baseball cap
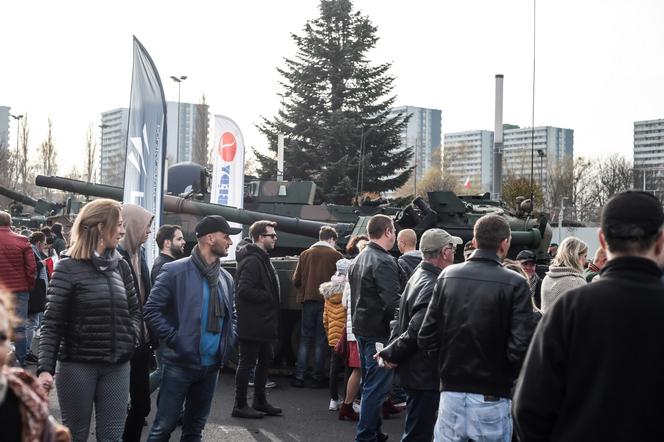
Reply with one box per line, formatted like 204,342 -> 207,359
195,215 -> 242,238
514,191 -> 664,440
379,228 -> 461,441
144,213 -> 239,439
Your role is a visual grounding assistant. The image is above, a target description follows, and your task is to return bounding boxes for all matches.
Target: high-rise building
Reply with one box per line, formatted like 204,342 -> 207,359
443,130 -> 494,191
443,125 -> 573,193
166,102 -> 210,166
390,106 -> 442,182
633,118 -> 664,199
99,102 -> 209,186
0,106 -> 10,149
503,126 -> 574,186
99,108 -> 129,187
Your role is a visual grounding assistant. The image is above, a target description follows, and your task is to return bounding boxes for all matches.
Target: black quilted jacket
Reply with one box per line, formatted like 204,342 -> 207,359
37,252 -> 142,375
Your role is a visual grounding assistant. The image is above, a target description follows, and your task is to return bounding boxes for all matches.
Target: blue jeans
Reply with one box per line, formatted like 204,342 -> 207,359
25,311 -> 43,356
403,388 -> 440,442
356,336 -> 394,442
295,301 -> 327,380
149,349 -> 164,394
434,392 -> 512,442
12,291 -> 29,366
147,363 -> 219,442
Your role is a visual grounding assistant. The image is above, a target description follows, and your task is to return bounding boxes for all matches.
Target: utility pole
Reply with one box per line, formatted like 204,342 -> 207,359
170,75 -> 187,162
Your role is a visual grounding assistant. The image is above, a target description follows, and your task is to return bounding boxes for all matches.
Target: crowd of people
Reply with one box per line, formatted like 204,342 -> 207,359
1,189 -> 664,441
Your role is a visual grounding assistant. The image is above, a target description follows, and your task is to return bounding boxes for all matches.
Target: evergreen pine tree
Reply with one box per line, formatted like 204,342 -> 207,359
255,0 -> 413,204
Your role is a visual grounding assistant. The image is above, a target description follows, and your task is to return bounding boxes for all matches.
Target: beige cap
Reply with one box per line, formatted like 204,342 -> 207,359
419,228 -> 463,253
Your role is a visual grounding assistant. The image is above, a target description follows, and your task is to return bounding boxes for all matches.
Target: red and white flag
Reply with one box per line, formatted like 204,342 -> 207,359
464,176 -> 471,189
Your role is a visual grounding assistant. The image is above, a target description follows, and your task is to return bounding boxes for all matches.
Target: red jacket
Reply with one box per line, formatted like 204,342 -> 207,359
0,227 -> 36,293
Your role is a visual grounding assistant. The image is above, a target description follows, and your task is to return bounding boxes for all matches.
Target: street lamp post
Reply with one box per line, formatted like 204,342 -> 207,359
170,75 -> 187,163
558,196 -> 570,244
536,149 -> 545,188
10,114 -> 23,189
98,124 -> 109,184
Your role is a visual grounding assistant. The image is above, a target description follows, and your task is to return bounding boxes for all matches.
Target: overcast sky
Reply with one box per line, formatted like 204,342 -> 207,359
2,0 -> 663,174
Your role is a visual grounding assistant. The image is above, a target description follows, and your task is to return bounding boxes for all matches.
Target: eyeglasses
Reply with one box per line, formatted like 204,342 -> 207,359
261,233 -> 278,239
0,331 -> 8,343
443,245 -> 456,252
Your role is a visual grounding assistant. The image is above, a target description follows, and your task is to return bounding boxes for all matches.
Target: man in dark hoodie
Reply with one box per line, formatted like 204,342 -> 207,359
117,203 -> 154,442
232,220 -> 282,419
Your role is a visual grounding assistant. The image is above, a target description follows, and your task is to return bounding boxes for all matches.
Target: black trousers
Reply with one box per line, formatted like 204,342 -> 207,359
402,388 -> 440,442
234,339 -> 273,407
329,348 -> 345,401
123,343 -> 152,442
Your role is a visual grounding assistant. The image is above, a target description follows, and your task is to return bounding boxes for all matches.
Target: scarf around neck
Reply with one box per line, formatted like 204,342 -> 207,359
190,245 -> 224,333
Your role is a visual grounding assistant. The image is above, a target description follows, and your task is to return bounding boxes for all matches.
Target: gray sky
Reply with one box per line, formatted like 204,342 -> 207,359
2,0 -> 663,174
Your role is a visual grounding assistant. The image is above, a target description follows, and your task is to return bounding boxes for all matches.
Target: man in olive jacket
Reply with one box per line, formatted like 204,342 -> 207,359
291,226 -> 343,387
379,228 -> 461,442
232,220 -> 282,419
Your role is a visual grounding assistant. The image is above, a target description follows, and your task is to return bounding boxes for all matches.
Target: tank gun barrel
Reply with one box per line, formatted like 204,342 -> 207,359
0,185 -> 38,207
35,175 -> 354,240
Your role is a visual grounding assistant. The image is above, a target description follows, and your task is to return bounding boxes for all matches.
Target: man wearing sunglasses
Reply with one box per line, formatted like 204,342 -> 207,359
233,221 -> 283,418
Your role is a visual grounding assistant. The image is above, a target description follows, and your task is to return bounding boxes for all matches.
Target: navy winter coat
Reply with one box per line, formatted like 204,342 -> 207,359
143,257 -> 238,369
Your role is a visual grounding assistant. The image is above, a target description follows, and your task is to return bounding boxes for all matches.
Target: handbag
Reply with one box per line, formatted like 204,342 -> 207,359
334,326 -> 348,358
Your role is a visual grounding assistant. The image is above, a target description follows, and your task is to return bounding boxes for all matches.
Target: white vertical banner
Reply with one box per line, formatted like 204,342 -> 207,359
210,115 -> 245,261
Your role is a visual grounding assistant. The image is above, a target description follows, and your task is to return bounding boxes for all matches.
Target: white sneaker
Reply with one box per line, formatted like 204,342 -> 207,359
328,399 -> 341,411
352,401 -> 361,414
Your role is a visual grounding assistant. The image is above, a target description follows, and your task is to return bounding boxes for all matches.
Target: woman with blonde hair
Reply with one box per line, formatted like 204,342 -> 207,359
37,199 -> 142,442
541,236 -> 588,312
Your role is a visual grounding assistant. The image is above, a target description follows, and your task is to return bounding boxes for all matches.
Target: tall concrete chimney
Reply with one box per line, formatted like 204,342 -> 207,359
493,74 -> 504,200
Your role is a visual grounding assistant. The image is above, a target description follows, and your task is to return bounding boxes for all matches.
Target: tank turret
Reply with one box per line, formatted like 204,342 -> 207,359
34,175 -> 354,243
0,185 -> 65,229
384,190 -> 552,261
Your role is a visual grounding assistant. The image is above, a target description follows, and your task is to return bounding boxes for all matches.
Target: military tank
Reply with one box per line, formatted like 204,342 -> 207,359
35,174 -> 552,366
0,185 -> 65,229
166,162 -> 399,254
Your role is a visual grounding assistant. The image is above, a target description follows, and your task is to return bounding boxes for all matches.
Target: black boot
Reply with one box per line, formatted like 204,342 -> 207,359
252,400 -> 282,416
232,403 -> 265,419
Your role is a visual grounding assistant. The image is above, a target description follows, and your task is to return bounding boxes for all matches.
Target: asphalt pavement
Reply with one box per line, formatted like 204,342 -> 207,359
45,369 -> 409,441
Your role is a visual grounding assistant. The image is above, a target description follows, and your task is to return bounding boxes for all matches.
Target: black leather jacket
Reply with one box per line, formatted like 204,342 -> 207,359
380,261 -> 441,391
38,253 -> 142,375
350,241 -> 401,338
418,249 -> 536,398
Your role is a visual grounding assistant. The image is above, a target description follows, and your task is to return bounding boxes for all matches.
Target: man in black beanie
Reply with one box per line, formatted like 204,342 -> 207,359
514,191 -> 664,441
